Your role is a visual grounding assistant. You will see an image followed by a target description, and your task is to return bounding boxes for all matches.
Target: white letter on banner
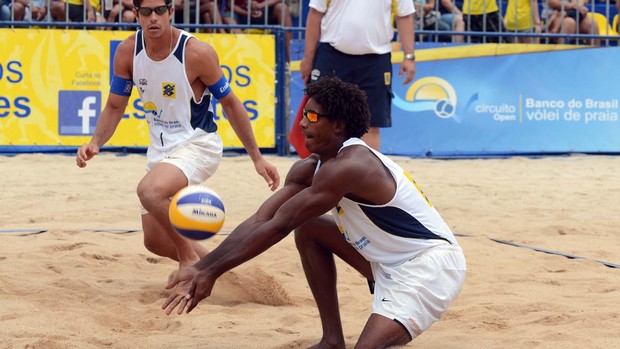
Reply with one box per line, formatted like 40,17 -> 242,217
79,96 -> 98,134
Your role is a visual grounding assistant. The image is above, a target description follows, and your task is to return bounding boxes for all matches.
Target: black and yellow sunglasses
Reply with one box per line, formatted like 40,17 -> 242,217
303,108 -> 325,123
136,5 -> 171,16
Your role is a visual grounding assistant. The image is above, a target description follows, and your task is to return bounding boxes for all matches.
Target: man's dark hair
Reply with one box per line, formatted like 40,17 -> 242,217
133,0 -> 173,9
305,77 -> 370,139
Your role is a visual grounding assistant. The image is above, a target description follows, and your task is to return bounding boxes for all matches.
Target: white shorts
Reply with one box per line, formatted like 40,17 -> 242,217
142,131 -> 223,214
370,244 -> 466,339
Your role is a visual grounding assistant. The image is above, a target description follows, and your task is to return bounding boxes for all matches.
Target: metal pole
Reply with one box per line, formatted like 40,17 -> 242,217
274,28 -> 288,156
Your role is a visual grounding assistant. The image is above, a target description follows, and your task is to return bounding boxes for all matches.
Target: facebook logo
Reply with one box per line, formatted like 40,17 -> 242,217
58,91 -> 102,135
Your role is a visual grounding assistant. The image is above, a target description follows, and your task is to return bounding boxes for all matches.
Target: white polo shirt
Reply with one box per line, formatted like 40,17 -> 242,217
310,0 -> 415,55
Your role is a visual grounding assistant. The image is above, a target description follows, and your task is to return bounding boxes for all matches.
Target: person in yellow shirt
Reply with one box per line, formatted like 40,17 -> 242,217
461,0 -> 507,42
90,0 -> 107,25
50,0 -> 95,22
504,0 -> 542,43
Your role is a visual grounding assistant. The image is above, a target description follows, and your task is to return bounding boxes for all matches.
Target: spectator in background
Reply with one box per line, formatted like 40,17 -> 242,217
437,0 -> 465,43
461,0 -> 508,42
219,0 -> 242,33
418,0 -> 465,42
544,0 -> 599,44
1,0 -> 10,20
230,0 -> 293,61
504,0 -> 542,43
7,0 -> 51,21
105,0 -> 136,27
174,0 -> 227,33
285,0 -> 299,17
30,0 -> 51,21
415,0 -> 451,33
540,0 -> 558,38
51,0 -> 95,22
91,0 -> 106,26
300,0 -> 416,151
6,0 -> 30,20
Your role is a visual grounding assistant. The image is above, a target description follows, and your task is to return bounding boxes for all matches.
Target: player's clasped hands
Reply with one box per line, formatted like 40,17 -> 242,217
162,266 -> 198,315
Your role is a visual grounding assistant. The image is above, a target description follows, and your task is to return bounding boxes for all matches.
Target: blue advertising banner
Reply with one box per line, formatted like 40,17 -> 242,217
384,46 -> 620,156
289,44 -> 620,157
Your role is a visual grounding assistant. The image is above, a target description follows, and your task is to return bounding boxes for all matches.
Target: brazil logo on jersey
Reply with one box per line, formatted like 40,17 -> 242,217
162,82 -> 176,98
336,205 -> 345,216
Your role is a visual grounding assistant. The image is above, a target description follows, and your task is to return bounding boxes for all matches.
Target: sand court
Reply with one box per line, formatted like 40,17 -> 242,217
1,153 -> 619,348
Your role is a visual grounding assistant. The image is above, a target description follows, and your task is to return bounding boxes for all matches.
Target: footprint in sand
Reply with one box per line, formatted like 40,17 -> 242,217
47,242 -> 91,252
80,253 -> 118,262
145,257 -> 164,264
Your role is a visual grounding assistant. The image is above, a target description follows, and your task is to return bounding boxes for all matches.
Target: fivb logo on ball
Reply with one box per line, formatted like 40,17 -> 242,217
170,185 -> 226,240
393,77 -> 457,119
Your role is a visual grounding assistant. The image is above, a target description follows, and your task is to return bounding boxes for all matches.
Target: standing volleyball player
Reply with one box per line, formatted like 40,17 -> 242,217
300,0 -> 417,151
75,0 -> 280,294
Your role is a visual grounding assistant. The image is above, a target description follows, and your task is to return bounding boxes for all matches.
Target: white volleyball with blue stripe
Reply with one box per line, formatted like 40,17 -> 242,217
169,185 -> 225,240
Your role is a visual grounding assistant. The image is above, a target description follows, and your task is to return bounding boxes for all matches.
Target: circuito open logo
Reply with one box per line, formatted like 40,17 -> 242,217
393,77 -> 457,119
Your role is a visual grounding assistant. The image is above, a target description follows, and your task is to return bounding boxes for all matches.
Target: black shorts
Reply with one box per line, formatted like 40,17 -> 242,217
175,9 -> 199,24
234,4 -> 285,25
564,9 -> 586,23
309,43 -> 393,128
463,11 -> 507,43
67,3 -> 85,22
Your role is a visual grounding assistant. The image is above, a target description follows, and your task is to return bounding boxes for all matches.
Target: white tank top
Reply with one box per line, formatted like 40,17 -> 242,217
133,29 -> 217,163
328,138 -> 458,265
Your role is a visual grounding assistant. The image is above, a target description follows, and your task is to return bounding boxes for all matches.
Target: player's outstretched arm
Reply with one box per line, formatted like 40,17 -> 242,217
162,156 -> 317,315
182,157 -> 355,313
188,40 -> 281,190
218,86 -> 280,191
76,38 -> 134,167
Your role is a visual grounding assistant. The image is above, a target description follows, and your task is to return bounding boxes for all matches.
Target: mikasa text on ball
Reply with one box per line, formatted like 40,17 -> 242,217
169,185 -> 225,240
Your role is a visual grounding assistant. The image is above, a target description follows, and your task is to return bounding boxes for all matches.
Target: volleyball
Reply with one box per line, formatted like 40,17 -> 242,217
169,185 -> 225,240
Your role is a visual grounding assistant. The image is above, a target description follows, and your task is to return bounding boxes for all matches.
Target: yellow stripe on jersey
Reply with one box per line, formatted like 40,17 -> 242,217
403,170 -> 433,207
